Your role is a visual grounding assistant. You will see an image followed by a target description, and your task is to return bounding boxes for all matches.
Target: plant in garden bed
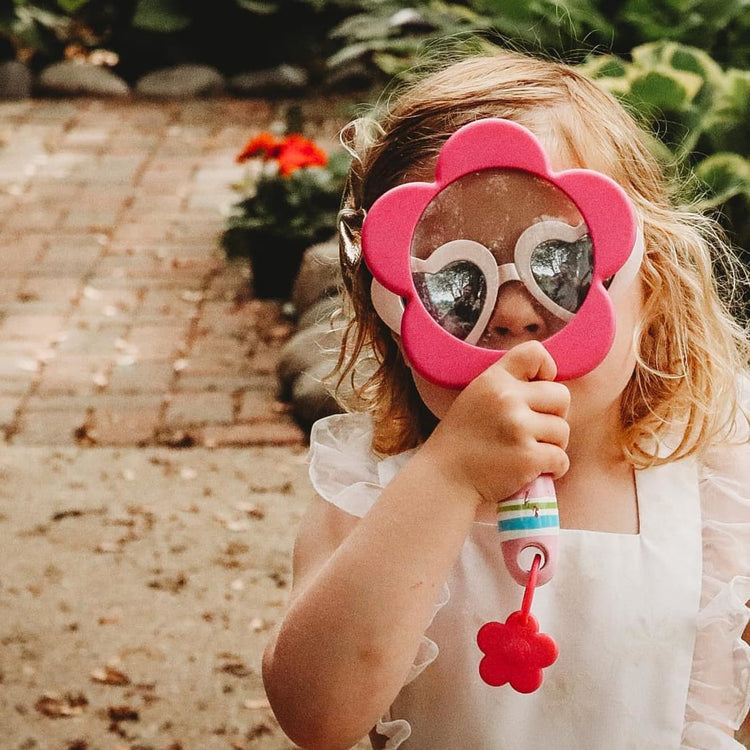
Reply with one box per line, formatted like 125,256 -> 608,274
222,130 -> 349,299
579,41 -> 750,312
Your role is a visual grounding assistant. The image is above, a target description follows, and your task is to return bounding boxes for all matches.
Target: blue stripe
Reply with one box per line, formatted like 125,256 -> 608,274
498,515 -> 559,532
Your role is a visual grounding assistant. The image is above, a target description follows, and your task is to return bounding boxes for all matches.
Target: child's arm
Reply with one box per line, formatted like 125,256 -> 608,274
263,341 -> 570,750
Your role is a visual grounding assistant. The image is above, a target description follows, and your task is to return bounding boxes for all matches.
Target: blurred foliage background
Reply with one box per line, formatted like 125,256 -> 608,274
2,0 -> 748,311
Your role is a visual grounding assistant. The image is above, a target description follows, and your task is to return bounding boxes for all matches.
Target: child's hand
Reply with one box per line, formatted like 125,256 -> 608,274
425,340 -> 570,506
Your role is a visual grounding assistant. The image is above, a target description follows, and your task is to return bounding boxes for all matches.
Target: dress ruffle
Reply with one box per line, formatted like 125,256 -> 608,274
684,435 -> 750,748
308,412 -> 750,749
309,412 -> 413,519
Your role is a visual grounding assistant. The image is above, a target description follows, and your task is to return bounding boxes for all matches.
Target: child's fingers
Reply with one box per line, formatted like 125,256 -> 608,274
529,412 -> 570,450
494,340 -> 558,383
536,443 -> 570,480
526,380 -> 570,418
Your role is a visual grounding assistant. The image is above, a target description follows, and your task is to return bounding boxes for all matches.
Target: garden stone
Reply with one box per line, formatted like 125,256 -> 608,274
0,60 -> 32,99
290,359 -> 342,430
229,64 -> 309,97
37,61 -> 130,97
324,59 -> 377,93
135,64 -> 225,98
291,240 -> 341,315
279,241 -> 349,428
297,294 -> 344,332
276,321 -> 342,399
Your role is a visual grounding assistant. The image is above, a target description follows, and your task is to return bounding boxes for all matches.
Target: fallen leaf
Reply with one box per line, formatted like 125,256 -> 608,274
247,722 -> 272,740
35,692 -> 88,718
51,509 -> 83,522
243,698 -> 270,710
235,502 -> 265,520
107,704 -> 139,722
91,666 -> 130,686
216,661 -> 252,678
148,572 -> 188,593
95,542 -> 121,554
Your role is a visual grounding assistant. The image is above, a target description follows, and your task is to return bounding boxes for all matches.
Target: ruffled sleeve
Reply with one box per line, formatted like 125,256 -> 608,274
684,414 -> 750,747
308,412 -> 414,517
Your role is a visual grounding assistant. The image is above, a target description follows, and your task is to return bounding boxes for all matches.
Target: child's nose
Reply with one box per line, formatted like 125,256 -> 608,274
479,281 -> 549,350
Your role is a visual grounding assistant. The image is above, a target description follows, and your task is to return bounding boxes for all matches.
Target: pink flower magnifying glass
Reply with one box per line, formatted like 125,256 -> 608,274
361,118 -> 643,692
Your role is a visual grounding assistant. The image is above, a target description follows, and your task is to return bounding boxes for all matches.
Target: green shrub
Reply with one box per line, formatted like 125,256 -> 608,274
0,1 -> 351,78
580,42 -> 750,252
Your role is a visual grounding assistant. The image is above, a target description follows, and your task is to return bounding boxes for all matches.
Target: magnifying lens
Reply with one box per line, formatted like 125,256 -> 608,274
361,118 -> 643,691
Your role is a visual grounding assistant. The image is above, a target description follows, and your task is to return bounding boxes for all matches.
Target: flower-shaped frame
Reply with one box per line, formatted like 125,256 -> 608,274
361,118 -> 639,388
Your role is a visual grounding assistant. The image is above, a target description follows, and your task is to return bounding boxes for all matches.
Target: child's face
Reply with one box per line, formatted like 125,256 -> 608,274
402,166 -> 643,422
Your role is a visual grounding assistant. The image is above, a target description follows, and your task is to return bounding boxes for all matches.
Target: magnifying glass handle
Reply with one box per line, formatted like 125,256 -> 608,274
496,475 -> 559,587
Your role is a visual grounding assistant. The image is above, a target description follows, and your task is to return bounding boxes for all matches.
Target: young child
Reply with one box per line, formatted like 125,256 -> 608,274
263,48 -> 750,749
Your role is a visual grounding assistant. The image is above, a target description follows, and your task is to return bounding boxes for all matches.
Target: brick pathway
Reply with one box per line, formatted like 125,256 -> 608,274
0,96 -> 341,449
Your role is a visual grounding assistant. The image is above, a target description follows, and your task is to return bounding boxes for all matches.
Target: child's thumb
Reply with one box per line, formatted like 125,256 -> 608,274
494,340 -> 557,383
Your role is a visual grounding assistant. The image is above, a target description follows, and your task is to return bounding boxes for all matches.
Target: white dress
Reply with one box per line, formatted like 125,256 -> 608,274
309,412 -> 750,749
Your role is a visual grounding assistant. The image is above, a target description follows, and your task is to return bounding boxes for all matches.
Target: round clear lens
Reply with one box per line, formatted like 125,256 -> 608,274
529,234 -> 593,314
411,168 -> 587,349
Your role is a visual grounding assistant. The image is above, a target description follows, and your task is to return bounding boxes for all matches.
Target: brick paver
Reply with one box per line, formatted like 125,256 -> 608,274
0,96 -> 343,447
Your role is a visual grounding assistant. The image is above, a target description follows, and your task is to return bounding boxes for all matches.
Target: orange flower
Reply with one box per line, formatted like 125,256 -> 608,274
236,132 -> 281,163
236,132 -> 328,176
275,134 -> 328,176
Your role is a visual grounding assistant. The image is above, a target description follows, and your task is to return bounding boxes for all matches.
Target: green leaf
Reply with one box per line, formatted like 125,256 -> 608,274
694,153 -> 750,208
628,68 -> 703,111
234,0 -> 280,14
669,45 -> 722,83
585,54 -> 627,79
719,68 -> 750,121
55,0 -> 92,13
132,0 -> 191,33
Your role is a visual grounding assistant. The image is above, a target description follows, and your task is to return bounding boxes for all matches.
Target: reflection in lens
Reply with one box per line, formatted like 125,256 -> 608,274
413,260 -> 487,340
530,234 -> 593,313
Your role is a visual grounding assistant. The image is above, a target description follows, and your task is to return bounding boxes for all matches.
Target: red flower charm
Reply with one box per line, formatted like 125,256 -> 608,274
235,132 -> 328,176
477,553 -> 557,693
477,612 -> 558,693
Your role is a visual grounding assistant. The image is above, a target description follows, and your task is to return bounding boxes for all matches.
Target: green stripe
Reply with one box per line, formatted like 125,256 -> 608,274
496,501 -> 558,514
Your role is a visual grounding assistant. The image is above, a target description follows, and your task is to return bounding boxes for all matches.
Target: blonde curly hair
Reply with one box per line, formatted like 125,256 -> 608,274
334,47 -> 749,465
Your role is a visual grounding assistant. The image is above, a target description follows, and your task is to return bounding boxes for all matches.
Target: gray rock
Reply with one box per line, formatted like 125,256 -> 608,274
276,321 -> 343,398
297,294 -> 344,332
0,60 -> 32,99
290,359 -> 342,429
37,61 -> 130,97
229,64 -> 309,97
277,240 -> 351,428
291,240 -> 341,315
324,59 -> 377,93
135,64 -> 225,99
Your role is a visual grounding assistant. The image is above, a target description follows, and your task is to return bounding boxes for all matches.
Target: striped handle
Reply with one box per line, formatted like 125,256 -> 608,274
496,475 -> 559,586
